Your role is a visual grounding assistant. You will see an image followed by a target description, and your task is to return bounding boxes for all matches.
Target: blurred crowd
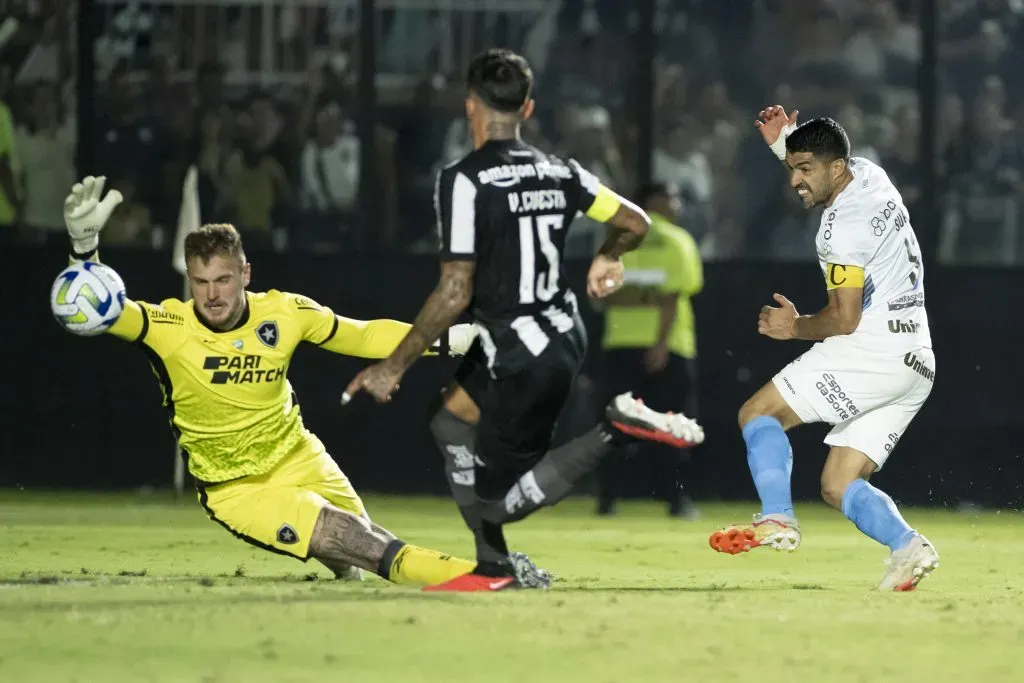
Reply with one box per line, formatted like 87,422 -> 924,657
1,0 -> 1022,263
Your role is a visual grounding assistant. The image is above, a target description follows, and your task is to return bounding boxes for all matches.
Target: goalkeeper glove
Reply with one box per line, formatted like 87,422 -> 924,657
64,176 -> 123,256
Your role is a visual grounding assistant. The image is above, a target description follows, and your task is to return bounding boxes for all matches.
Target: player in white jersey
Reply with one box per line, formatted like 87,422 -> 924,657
708,106 -> 939,591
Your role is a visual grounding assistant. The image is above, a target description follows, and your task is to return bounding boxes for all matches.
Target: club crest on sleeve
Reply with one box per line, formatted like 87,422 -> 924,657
276,524 -> 298,545
256,321 -> 279,348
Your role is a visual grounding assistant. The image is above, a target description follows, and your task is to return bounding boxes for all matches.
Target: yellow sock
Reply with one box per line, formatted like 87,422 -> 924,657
380,541 -> 476,586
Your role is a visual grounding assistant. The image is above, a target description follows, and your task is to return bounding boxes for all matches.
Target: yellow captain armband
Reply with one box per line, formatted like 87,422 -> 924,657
825,263 -> 865,289
584,185 -> 622,223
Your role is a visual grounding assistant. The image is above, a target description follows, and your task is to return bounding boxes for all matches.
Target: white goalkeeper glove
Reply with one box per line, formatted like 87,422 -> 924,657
443,323 -> 478,356
64,176 -> 123,256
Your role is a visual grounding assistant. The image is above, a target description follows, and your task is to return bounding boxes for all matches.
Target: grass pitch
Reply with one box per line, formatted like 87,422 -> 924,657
1,491 -> 1022,683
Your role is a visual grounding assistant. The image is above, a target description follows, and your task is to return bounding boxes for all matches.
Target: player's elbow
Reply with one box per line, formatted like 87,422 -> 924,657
627,208 -> 652,237
609,204 -> 651,237
835,310 -> 861,336
440,281 -> 473,312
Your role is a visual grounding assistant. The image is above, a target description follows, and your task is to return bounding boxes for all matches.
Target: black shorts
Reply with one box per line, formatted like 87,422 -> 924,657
454,336 -> 583,499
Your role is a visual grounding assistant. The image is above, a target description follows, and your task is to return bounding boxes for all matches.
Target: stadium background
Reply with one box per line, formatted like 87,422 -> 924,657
2,0 -> 1023,508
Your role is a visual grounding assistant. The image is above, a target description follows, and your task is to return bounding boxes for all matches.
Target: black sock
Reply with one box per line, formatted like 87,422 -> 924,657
473,520 -> 511,574
479,425 -> 614,524
430,408 -> 508,565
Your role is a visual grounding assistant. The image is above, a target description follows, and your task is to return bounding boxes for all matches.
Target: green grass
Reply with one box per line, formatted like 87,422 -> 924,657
1,491 -> 1022,683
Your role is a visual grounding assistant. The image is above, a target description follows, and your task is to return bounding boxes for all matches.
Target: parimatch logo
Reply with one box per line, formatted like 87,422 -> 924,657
203,355 -> 285,384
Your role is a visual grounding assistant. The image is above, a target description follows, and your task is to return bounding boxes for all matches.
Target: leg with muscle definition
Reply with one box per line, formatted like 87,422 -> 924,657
307,505 -> 475,587
315,517 -> 398,580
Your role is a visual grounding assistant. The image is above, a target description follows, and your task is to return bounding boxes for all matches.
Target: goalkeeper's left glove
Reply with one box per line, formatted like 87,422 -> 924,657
63,176 -> 123,256
433,323 -> 477,356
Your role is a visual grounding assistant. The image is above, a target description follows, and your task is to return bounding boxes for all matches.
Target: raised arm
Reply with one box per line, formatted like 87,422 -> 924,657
62,176 -> 153,344
755,104 -> 800,168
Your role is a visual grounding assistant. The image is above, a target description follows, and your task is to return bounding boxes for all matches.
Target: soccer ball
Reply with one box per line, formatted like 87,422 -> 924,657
50,261 -> 126,336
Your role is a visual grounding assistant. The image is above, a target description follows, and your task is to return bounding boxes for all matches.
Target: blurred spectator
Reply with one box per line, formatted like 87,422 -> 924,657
102,172 -> 153,246
244,92 -> 298,181
881,103 -> 922,212
223,130 -> 290,248
842,0 -> 920,86
196,109 -> 235,225
653,116 -> 712,209
95,65 -> 166,214
941,97 -> 1023,263
299,102 -> 360,250
14,81 -> 74,238
4,0 -> 1018,261
195,60 -> 229,121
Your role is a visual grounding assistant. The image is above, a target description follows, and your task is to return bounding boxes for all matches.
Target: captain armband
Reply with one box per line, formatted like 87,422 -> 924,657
825,263 -> 865,290
584,186 -> 622,222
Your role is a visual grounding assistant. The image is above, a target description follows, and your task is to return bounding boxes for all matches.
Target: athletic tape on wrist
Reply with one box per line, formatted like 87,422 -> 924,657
769,123 -> 797,160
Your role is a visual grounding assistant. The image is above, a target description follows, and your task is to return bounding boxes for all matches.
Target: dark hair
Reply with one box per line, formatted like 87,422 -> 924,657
636,182 -> 678,206
785,117 -> 850,162
466,49 -> 533,113
185,224 -> 246,265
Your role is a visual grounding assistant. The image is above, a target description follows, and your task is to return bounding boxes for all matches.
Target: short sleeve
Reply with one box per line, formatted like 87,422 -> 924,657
819,205 -> 875,268
434,166 -> 478,260
568,158 -> 621,222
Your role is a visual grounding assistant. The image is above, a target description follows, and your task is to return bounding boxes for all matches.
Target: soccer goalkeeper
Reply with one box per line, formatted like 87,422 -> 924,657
62,175 -> 479,587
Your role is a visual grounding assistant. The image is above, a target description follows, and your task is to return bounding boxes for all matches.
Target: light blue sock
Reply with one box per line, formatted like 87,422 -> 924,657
841,479 -> 916,552
743,416 -> 794,518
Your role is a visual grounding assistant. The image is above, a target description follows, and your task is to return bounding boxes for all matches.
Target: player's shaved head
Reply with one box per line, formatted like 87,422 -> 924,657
185,223 -> 247,269
466,49 -> 533,115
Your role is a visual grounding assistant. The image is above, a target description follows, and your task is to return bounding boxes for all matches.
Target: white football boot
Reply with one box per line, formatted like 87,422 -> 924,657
878,534 -> 939,591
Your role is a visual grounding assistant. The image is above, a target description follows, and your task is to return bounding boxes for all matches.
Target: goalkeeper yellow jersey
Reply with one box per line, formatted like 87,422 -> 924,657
107,289 -> 414,483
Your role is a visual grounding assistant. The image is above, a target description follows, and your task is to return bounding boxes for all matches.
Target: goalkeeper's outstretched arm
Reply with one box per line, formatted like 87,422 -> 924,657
290,294 -> 476,359
62,175 -> 148,343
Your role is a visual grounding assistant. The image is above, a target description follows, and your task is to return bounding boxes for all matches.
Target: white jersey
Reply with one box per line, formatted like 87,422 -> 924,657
814,157 -> 931,355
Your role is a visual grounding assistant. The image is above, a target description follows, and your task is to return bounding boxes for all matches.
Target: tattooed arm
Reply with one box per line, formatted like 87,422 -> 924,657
596,203 -> 650,258
382,260 -> 475,373
342,260 -> 475,404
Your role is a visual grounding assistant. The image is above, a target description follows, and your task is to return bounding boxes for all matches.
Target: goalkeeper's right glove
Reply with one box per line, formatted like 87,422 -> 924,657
63,176 -> 123,256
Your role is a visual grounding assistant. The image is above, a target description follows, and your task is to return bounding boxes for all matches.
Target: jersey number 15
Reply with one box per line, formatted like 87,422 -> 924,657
518,214 -> 564,304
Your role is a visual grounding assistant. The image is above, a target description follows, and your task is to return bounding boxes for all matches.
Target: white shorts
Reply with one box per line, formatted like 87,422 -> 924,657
772,342 -> 935,469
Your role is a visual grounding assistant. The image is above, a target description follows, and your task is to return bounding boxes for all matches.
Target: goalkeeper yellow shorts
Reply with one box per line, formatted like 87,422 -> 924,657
197,442 -> 366,560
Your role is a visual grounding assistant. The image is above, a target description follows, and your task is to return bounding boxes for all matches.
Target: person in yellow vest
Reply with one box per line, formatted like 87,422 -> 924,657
597,182 -> 704,518
0,91 -> 20,233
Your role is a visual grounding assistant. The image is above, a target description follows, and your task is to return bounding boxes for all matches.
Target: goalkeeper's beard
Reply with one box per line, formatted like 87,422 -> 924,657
199,296 -> 244,329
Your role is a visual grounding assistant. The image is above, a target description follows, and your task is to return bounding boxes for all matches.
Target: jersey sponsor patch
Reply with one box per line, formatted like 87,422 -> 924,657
825,263 -> 865,289
256,321 -> 279,347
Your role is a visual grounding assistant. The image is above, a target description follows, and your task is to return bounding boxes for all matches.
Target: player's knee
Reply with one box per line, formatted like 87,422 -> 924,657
820,474 -> 850,509
739,388 -> 799,431
737,397 -> 766,430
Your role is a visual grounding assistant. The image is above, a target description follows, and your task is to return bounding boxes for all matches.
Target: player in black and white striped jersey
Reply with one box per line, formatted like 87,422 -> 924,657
344,49 -> 704,592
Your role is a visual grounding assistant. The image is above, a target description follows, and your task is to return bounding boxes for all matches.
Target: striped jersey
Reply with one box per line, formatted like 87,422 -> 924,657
434,139 -> 617,376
